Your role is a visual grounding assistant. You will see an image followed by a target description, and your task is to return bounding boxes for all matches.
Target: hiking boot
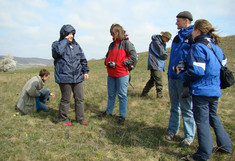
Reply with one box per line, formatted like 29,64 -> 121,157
117,116 -> 125,124
140,92 -> 148,97
180,139 -> 193,147
165,132 -> 175,141
98,111 -> 112,117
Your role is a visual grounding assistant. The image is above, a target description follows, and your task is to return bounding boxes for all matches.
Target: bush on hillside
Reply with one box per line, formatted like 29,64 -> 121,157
0,55 -> 16,72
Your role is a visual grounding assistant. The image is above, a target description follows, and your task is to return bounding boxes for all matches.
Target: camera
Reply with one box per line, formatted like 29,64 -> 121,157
107,61 -> 116,68
172,61 -> 185,72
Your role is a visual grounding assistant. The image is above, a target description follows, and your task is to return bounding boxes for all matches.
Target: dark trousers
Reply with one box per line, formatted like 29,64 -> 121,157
192,96 -> 231,160
59,83 -> 85,123
141,70 -> 163,97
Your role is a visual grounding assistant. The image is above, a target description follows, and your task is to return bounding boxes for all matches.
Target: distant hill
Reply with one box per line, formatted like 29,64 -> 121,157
1,35 -> 234,71
0,56 -> 53,70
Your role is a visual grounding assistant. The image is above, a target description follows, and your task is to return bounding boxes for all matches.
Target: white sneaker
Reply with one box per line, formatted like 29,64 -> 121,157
165,132 -> 175,141
180,139 -> 193,147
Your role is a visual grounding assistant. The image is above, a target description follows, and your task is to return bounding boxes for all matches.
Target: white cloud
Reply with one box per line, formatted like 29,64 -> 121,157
0,0 -> 234,60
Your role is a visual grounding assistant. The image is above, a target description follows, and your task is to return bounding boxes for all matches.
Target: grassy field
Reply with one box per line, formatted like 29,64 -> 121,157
0,36 -> 234,161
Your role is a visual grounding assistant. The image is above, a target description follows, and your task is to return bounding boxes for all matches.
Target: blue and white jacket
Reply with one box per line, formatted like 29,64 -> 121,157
179,35 -> 227,97
52,25 -> 89,84
147,35 -> 168,71
168,25 -> 194,79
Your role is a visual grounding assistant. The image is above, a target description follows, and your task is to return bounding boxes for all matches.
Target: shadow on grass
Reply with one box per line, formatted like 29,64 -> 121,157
99,118 -> 186,158
127,88 -> 142,98
84,101 -> 184,158
84,98 -> 191,159
28,106 -> 59,124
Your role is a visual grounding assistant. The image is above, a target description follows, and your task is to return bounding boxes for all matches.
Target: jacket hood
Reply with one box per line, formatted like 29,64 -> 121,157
59,24 -> 76,41
152,35 -> 164,44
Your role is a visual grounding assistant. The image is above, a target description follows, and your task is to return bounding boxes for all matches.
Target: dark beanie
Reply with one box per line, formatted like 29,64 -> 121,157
176,11 -> 193,21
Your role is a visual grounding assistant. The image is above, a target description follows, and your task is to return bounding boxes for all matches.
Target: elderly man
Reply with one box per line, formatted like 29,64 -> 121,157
141,31 -> 172,98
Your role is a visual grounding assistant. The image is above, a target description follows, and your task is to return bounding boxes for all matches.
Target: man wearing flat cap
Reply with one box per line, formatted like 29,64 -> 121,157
141,31 -> 172,98
166,11 -> 195,147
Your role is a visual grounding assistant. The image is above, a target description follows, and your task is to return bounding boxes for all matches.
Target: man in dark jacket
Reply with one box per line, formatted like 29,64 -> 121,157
141,31 -> 171,98
52,24 -> 89,126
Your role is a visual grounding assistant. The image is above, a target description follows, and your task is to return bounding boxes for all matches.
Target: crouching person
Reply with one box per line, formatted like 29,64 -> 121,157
16,69 -> 55,115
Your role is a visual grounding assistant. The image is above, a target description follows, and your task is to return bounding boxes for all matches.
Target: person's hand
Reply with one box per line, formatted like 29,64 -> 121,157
50,93 -> 55,98
65,33 -> 74,42
84,74 -> 89,80
176,67 -> 180,75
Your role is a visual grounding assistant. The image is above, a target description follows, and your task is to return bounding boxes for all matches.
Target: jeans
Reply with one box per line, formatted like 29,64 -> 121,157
167,78 -> 195,141
141,70 -> 163,97
59,83 -> 85,123
38,88 -> 50,112
192,96 -> 231,160
106,75 -> 129,117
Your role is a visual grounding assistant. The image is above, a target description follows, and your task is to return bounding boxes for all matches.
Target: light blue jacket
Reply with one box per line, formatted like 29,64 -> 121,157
147,35 -> 168,71
179,35 -> 227,97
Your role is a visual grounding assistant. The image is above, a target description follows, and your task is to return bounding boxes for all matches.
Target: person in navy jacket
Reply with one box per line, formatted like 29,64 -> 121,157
178,19 -> 231,160
52,24 -> 89,126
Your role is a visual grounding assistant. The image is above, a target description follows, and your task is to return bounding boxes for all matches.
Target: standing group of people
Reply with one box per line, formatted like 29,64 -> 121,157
16,10 -> 231,161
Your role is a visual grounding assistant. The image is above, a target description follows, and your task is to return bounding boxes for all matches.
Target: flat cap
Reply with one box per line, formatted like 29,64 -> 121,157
176,11 -> 193,21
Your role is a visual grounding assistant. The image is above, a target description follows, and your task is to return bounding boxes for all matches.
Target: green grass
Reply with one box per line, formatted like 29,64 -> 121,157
0,36 -> 234,160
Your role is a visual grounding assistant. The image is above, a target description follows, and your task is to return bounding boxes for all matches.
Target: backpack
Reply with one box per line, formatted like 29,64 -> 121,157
123,40 -> 138,71
198,39 -> 234,89
123,39 -> 138,88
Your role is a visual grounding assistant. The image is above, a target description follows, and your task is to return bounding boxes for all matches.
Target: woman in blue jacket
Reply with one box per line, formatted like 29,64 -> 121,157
178,19 -> 231,160
52,24 -> 89,126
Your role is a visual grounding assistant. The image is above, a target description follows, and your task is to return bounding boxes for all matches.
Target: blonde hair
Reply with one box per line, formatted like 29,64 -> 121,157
110,24 -> 126,41
194,19 -> 220,44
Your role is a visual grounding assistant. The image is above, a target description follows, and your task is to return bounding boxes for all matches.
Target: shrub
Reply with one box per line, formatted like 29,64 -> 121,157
0,55 -> 16,72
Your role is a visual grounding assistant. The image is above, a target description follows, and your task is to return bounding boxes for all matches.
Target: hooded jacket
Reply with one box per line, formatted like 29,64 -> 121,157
105,38 -> 137,77
16,75 -> 44,114
147,35 -> 168,71
52,24 -> 89,83
168,25 -> 194,79
179,35 -> 227,97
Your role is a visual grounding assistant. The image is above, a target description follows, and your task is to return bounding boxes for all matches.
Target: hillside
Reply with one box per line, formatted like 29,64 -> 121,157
219,35 -> 235,70
0,36 -> 234,160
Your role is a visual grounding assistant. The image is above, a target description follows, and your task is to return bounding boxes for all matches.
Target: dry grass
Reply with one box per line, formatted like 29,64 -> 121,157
0,36 -> 234,160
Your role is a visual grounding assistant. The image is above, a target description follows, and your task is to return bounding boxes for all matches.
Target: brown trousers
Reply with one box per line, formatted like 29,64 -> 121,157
141,70 -> 163,97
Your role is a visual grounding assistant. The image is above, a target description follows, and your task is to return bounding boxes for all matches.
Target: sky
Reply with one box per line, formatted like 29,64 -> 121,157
0,0 -> 235,60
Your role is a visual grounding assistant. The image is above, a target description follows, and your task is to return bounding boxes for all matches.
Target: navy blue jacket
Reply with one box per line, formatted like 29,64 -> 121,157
168,25 -> 194,79
52,25 -> 89,84
147,35 -> 168,71
179,35 -> 227,97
